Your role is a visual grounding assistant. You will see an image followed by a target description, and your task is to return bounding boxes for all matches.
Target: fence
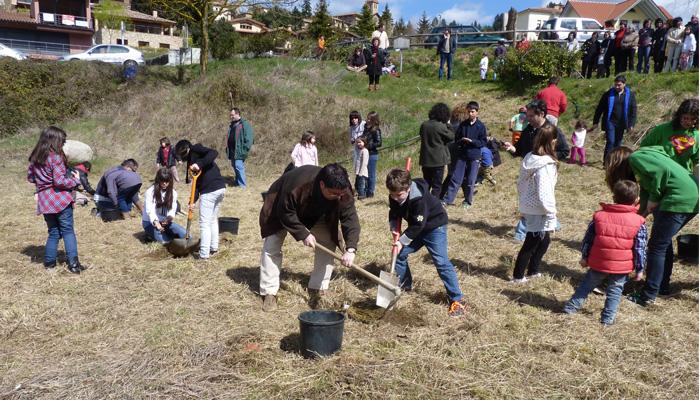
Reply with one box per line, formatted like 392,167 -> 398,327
0,38 -> 91,57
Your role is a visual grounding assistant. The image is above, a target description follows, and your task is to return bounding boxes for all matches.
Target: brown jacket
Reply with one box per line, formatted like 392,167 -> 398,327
259,165 -> 360,249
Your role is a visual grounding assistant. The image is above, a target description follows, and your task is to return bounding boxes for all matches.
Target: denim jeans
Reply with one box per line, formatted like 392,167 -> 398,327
367,153 -> 379,197
480,147 -> 493,168
142,220 -> 187,244
354,175 -> 367,198
637,46 -> 651,73
514,217 -> 527,241
563,269 -> 628,325
603,122 -> 626,161
231,159 -> 247,187
641,210 -> 696,302
663,44 -> 682,72
198,188 -> 225,258
43,205 -> 78,264
444,158 -> 479,205
394,224 -> 463,302
438,52 -> 454,80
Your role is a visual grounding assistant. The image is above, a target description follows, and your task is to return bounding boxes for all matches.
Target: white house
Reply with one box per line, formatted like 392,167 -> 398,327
516,6 -> 562,40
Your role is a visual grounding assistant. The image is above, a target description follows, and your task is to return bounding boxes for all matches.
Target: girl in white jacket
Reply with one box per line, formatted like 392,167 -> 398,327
511,124 -> 559,282
680,25 -> 697,71
141,168 -> 186,243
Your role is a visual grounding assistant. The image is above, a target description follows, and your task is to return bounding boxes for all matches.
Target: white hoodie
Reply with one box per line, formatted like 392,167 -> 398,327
517,152 -> 558,218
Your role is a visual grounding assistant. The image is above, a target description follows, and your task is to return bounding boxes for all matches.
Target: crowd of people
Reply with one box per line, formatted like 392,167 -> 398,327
26,69 -> 697,324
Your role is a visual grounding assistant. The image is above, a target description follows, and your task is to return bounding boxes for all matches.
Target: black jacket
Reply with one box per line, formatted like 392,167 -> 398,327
511,123 -> 570,160
364,127 -> 382,155
455,119 -> 488,161
593,88 -> 637,130
419,119 -> 454,168
184,144 -> 225,200
389,179 -> 447,244
363,46 -> 385,76
437,34 -> 457,55
348,51 -> 366,67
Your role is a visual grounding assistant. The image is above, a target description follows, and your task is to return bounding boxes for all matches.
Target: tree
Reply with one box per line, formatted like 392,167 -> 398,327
393,17 -> 405,36
208,19 -> 240,59
308,0 -> 333,39
449,20 -> 457,27
440,18 -> 447,27
148,0 -> 292,75
418,12 -> 431,34
352,4 -> 375,38
93,0 -> 127,44
301,0 -> 312,17
493,13 -> 504,31
405,21 -> 415,35
431,17 -> 439,27
380,4 -> 393,36
506,7 -> 517,40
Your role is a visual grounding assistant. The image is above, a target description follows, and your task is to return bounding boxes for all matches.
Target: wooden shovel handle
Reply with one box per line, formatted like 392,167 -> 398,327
187,169 -> 201,220
314,243 -> 402,296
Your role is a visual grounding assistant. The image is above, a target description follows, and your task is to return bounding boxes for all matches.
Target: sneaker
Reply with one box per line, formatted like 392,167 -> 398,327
509,277 -> 528,284
448,300 -> 467,317
627,293 -> 654,307
526,273 -> 543,279
592,286 -> 605,295
262,295 -> 277,312
461,202 -> 471,210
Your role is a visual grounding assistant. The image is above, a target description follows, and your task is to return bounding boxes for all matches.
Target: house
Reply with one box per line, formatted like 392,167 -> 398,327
229,17 -> 268,35
332,0 -> 381,30
515,6 -> 562,40
560,0 -> 673,30
93,2 -> 181,50
0,0 -> 94,56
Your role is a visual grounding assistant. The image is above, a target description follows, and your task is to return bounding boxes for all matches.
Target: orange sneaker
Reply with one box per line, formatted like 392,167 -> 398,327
448,300 -> 467,317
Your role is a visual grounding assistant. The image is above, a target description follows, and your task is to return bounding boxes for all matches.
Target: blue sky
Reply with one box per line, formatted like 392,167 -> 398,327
326,0 -> 699,27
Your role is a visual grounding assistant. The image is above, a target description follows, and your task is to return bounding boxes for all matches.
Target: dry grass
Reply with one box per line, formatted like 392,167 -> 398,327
0,59 -> 698,399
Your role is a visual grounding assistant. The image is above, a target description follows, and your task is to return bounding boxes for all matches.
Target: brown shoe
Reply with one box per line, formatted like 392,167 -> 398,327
262,294 -> 277,312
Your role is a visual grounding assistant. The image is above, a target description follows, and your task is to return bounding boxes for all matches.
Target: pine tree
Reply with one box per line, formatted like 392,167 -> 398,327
393,17 -> 405,36
352,4 -> 375,38
405,21 -> 415,35
418,12 -> 431,34
493,13 -> 504,31
380,4 -> 393,36
449,20 -> 457,27
309,0 -> 332,39
431,17 -> 439,27
301,0 -> 312,18
440,18 -> 447,27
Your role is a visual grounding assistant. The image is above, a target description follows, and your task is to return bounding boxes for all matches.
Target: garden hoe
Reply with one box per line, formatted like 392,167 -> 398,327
377,157 -> 411,308
315,243 -> 402,310
166,170 -> 201,257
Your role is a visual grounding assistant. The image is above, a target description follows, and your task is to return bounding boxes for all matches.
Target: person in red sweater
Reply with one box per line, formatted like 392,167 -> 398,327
534,76 -> 567,126
562,180 -> 647,326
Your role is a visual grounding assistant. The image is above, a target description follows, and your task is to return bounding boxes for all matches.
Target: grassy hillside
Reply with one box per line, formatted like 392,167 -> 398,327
0,56 -> 698,399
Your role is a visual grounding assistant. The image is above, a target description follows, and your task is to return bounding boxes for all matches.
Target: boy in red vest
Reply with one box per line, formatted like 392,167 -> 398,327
562,180 -> 647,326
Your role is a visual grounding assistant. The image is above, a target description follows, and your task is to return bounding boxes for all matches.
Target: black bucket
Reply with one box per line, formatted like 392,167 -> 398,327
677,234 -> 699,261
298,310 -> 345,358
99,207 -> 124,222
219,217 -> 239,235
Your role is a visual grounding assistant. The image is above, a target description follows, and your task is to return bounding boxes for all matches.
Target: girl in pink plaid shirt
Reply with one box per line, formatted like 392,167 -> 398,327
27,126 -> 83,274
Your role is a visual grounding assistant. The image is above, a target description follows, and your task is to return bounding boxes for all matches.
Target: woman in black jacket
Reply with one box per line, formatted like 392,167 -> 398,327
363,111 -> 382,197
419,103 -> 454,196
363,38 -> 385,91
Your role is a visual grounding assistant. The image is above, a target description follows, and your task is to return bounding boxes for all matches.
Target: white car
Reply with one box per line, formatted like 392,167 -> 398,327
61,44 -> 145,66
0,43 -> 27,60
539,18 -> 604,42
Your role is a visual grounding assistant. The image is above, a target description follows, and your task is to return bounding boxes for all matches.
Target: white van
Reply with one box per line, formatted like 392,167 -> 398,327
538,18 -> 604,42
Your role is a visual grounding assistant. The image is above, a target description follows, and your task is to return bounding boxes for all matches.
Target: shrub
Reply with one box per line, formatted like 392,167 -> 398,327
496,42 -> 579,90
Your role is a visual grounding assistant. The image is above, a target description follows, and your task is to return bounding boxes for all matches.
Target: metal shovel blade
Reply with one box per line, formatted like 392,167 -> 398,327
377,270 -> 400,309
166,237 -> 200,257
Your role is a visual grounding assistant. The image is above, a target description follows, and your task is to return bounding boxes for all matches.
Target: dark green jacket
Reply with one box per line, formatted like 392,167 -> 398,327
419,119 -> 454,168
226,118 -> 254,161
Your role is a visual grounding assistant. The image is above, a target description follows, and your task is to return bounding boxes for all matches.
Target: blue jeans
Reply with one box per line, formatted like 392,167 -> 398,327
394,224 -> 463,302
438,52 -> 453,80
636,46 -> 651,73
367,153 -> 379,197
231,159 -> 247,187
43,205 -> 78,264
514,217 -> 561,241
142,220 -> 187,244
480,146 -> 493,168
563,269 -> 627,325
641,210 -> 696,302
354,175 -> 367,198
97,184 -> 141,213
444,158 -> 479,205
603,122 -> 625,161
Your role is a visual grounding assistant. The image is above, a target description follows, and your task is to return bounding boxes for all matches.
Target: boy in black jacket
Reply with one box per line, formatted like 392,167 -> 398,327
386,169 -> 466,317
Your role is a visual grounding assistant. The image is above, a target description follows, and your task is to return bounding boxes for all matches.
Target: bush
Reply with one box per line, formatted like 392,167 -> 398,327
496,42 -> 580,90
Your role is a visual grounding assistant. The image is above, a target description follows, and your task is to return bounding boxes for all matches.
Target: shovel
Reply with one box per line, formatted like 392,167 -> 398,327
315,243 -> 402,310
378,157 -> 412,308
166,170 -> 201,257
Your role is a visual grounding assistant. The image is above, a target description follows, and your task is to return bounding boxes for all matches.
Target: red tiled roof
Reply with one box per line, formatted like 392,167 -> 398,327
657,4 -> 673,19
124,9 -> 175,25
519,7 -> 561,14
0,11 -> 37,25
567,0 -> 638,24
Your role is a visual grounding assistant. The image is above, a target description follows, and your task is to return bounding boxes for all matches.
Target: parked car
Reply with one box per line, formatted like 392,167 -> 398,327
60,44 -> 144,66
424,25 -> 504,48
0,43 -> 27,60
538,18 -> 604,42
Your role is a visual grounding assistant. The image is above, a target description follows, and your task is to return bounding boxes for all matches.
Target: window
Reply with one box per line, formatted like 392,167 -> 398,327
560,19 -> 577,30
632,20 -> 640,29
138,41 -> 150,47
109,46 -> 129,53
582,20 -> 601,30
542,19 -> 556,30
91,45 -> 109,54
116,39 -> 129,45
240,24 -> 252,30
159,43 -> 170,49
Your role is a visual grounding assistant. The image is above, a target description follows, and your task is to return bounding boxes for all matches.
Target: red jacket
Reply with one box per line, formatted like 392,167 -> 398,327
587,203 -> 646,274
535,84 -> 568,118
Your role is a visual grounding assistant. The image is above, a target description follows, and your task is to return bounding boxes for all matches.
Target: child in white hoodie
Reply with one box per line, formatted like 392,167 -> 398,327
511,124 -> 559,283
479,52 -> 489,81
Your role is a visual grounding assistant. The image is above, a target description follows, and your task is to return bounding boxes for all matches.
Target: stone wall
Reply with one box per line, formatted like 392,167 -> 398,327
95,28 -> 183,49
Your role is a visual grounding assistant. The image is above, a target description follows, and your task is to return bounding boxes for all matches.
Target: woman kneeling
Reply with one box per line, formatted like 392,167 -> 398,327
142,167 -> 186,243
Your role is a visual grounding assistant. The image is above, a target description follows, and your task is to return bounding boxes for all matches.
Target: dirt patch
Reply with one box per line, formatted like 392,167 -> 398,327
347,299 -> 427,327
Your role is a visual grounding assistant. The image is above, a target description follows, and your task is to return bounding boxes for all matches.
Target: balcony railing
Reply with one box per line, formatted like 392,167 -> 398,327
40,12 -> 91,29
0,38 -> 91,56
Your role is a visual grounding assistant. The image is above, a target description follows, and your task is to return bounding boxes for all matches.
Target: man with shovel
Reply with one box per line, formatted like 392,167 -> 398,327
386,169 -> 466,317
259,163 -> 360,311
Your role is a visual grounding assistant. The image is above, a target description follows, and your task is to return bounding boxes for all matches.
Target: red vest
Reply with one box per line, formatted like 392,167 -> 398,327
587,203 -> 646,274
